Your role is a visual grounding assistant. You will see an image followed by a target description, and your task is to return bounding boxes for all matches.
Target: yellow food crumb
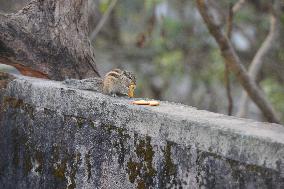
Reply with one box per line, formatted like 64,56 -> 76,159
128,84 -> 136,98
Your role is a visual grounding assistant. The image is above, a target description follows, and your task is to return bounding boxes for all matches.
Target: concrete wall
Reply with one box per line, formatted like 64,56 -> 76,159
0,76 -> 284,189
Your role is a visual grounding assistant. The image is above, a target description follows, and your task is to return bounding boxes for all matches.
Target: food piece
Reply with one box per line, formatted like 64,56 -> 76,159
132,100 -> 160,106
149,101 -> 160,106
128,84 -> 136,98
132,100 -> 150,105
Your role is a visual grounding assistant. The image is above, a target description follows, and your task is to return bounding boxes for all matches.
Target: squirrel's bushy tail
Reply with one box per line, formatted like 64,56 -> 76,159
63,77 -> 103,92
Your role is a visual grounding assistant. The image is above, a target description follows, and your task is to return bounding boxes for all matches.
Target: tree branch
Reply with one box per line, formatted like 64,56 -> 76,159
232,0 -> 246,13
90,0 -> 118,41
237,3 -> 279,118
224,0 -> 247,116
224,3 -> 234,116
224,63 -> 233,115
196,0 -> 280,123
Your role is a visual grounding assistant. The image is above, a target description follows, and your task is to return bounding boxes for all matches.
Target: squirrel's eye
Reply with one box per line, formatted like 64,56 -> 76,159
130,81 -> 135,85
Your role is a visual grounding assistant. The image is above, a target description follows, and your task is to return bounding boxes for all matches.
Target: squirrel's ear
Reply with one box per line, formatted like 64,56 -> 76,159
112,68 -> 122,74
131,74 -> 136,83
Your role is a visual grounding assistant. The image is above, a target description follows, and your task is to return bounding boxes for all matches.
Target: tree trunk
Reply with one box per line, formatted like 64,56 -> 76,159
0,0 -> 100,80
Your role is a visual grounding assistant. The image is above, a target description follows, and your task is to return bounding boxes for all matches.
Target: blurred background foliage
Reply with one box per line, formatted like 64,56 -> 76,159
1,0 -> 283,122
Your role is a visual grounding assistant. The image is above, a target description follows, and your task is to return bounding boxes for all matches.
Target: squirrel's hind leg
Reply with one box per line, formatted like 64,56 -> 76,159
110,93 -> 117,97
116,93 -> 128,97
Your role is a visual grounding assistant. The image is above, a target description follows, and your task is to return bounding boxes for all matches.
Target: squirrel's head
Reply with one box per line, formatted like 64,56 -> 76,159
120,70 -> 136,98
122,71 -> 136,85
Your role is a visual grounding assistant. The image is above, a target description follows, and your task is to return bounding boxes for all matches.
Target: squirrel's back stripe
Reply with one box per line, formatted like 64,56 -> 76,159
105,71 -> 120,78
111,68 -> 122,74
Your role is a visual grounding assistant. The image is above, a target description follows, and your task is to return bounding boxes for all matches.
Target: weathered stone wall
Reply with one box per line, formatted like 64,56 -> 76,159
0,76 -> 284,189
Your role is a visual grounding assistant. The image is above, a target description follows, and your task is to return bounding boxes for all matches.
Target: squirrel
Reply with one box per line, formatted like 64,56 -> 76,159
103,68 -> 136,97
63,68 -> 136,97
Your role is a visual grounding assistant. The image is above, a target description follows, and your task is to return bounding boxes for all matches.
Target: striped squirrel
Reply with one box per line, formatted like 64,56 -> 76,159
63,68 -> 136,97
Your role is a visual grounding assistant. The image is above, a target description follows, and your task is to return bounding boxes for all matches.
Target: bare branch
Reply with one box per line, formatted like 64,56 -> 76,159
249,15 -> 277,77
224,0 -> 247,116
90,0 -> 118,41
196,0 -> 280,123
224,64 -> 233,115
226,3 -> 234,38
227,0 -> 247,37
237,4 -> 279,118
224,3 -> 234,116
232,0 -> 246,13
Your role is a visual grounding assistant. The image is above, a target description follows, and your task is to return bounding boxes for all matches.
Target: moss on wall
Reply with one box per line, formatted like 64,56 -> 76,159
126,136 -> 157,189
